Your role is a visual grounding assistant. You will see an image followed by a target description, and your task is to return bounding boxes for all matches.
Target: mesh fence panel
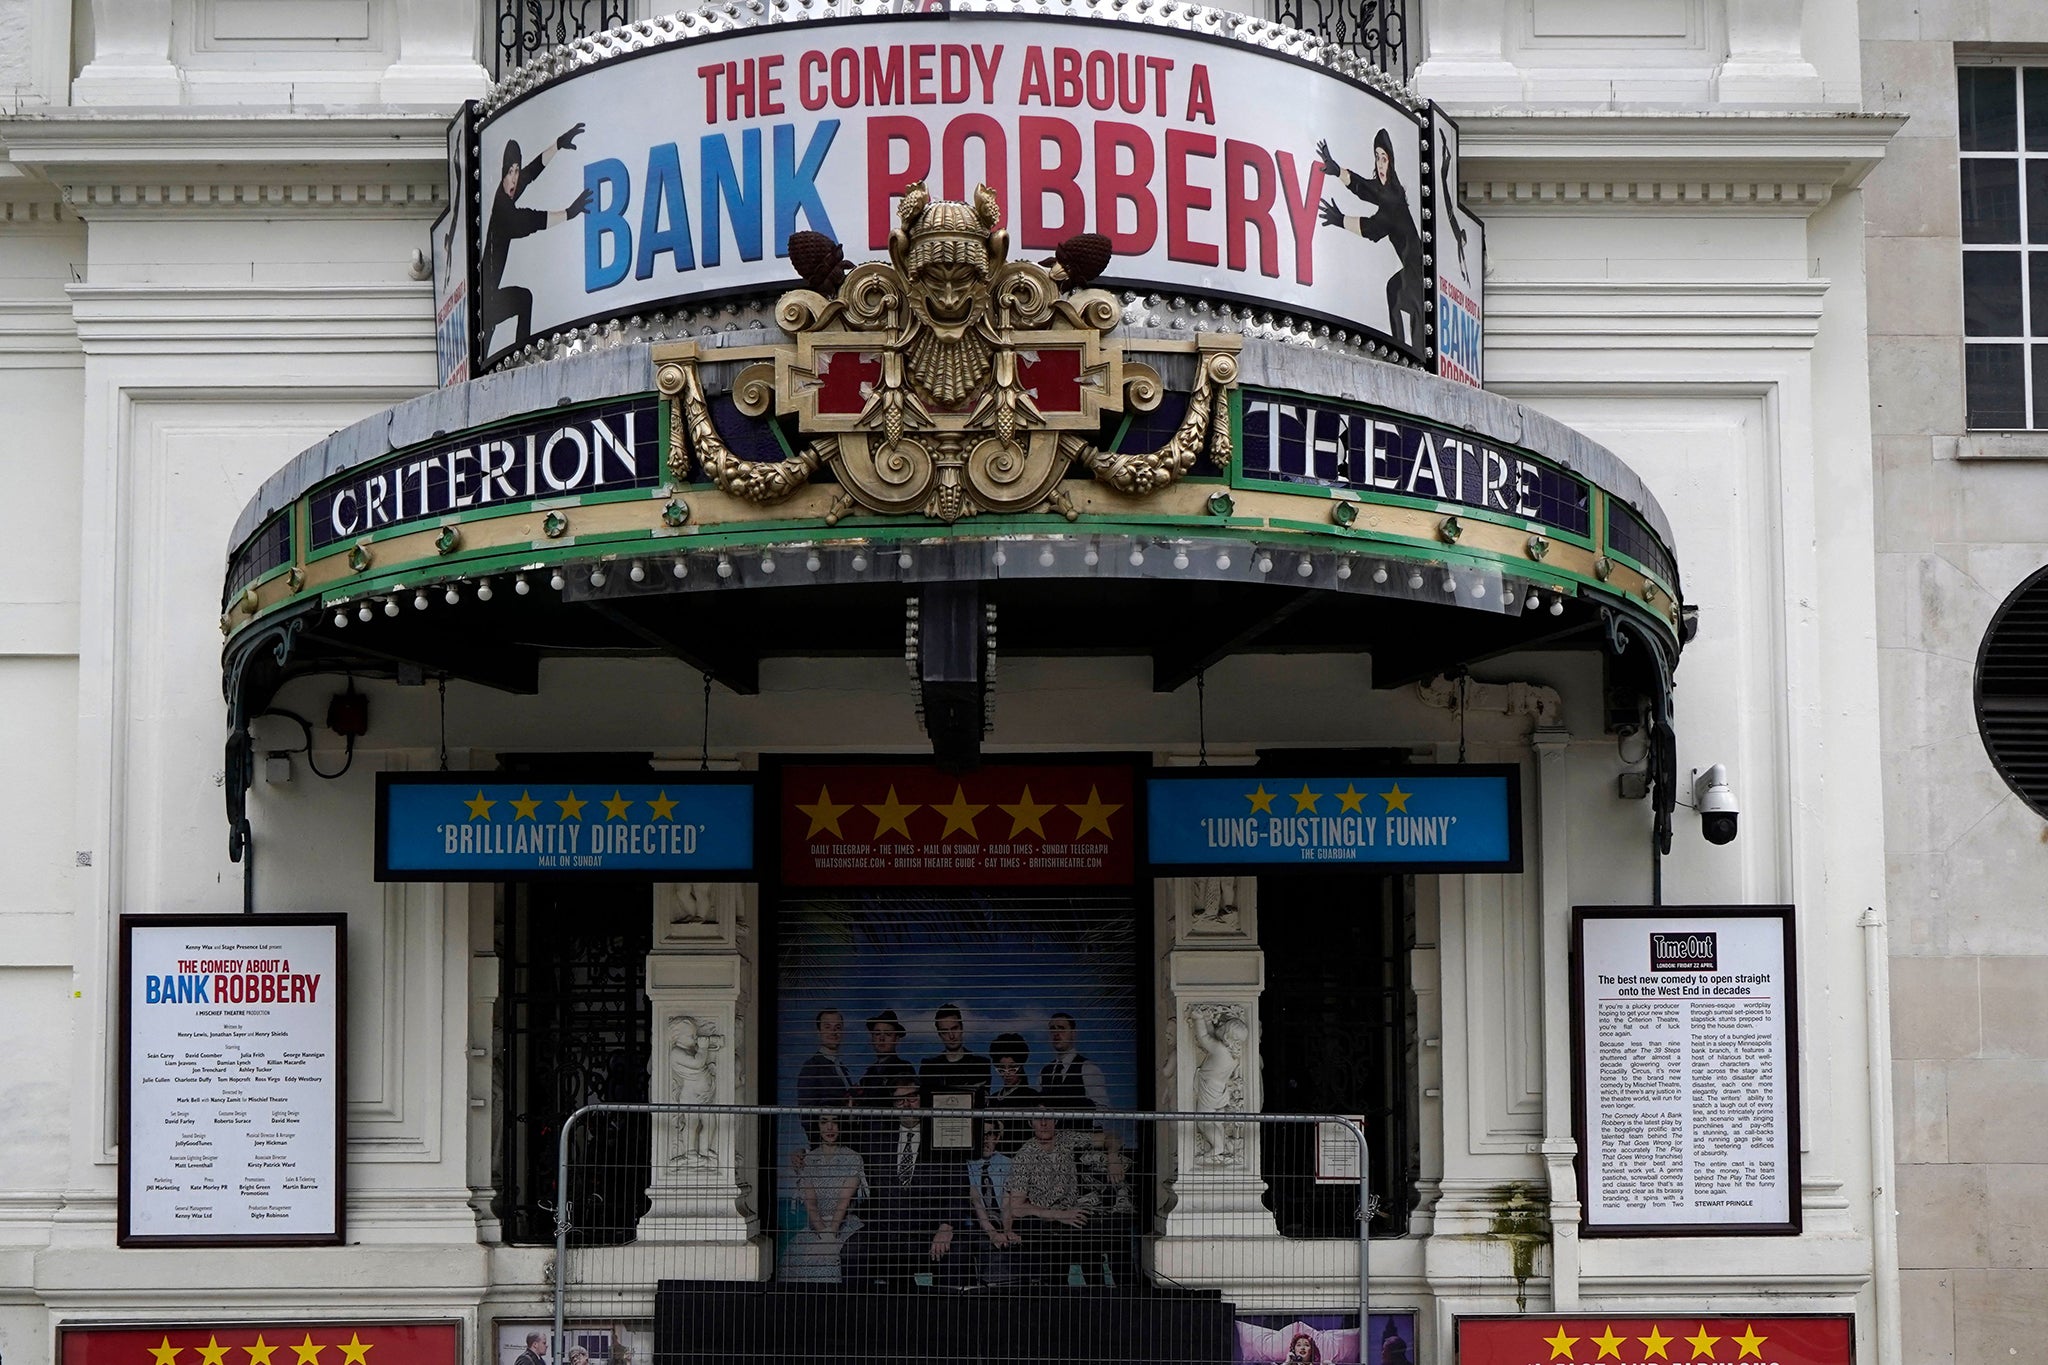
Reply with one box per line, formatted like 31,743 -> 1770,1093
552,1105 -> 1369,1365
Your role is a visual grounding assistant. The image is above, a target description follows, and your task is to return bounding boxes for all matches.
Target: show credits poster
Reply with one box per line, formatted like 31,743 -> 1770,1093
60,1323 -> 459,1365
779,763 -> 1133,885
120,915 -> 345,1246
1457,1316 -> 1851,1365
1572,908 -> 1800,1236
1427,104 -> 1483,387
475,17 -> 1426,366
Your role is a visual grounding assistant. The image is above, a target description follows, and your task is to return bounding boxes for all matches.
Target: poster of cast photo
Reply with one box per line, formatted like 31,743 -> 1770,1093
774,891 -> 1141,1288
1236,1313 -> 1418,1365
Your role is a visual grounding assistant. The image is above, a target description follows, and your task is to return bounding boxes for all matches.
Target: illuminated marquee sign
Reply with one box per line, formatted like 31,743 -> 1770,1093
475,16 -> 1427,368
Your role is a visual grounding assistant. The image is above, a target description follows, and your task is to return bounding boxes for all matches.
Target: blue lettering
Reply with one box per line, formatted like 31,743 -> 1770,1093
636,142 -> 696,280
146,975 -> 164,1004
773,120 -> 840,255
701,128 -> 763,267
583,158 -> 633,291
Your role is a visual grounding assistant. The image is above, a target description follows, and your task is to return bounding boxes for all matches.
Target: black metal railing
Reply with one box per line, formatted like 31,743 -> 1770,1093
486,0 -> 1417,82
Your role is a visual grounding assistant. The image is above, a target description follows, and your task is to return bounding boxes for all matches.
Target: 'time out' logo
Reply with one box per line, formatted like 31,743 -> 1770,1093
1650,932 -> 1717,972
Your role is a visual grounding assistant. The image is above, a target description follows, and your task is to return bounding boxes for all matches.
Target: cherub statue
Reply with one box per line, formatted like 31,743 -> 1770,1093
1189,1004 -> 1250,1167
667,1015 -> 723,1166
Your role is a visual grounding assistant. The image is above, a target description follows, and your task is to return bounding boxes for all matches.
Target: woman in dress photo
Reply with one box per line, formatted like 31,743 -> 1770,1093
780,1113 -> 865,1282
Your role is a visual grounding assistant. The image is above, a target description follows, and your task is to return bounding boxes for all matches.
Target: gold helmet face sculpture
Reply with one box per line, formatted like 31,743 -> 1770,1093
655,182 -> 1240,524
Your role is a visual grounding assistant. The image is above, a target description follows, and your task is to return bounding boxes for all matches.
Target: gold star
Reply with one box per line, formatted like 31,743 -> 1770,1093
602,790 -> 634,820
1380,783 -> 1412,813
555,790 -> 587,820
933,785 -> 988,840
150,1338 -> 182,1365
509,790 -> 540,820
1542,1326 -> 1579,1361
1000,785 -> 1057,839
646,790 -> 677,821
1591,1326 -> 1626,1361
464,790 -> 496,820
798,785 -> 855,838
1639,1326 -> 1672,1360
246,1337 -> 279,1365
1732,1325 -> 1767,1360
290,1336 -> 325,1365
1244,784 -> 1277,814
1684,1327 -> 1720,1360
1290,783 -> 1321,813
866,786 -> 919,840
336,1337 -> 372,1365
1335,784 -> 1368,812
1069,785 -> 1123,839
197,1339 -> 230,1365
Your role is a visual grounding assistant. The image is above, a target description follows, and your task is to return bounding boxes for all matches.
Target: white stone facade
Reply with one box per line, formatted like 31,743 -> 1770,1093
0,2 -> 1914,1364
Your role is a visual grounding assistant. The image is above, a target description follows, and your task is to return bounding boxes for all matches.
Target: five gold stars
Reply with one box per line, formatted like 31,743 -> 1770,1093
1529,1322 -> 1767,1363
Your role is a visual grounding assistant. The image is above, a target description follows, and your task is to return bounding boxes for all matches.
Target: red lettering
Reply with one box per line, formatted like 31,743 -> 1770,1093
1224,139 -> 1279,276
698,62 -> 723,124
1019,47 -> 1051,105
865,45 -> 905,105
1184,62 -> 1214,123
1019,116 -> 1084,248
1086,51 -> 1114,111
942,114 -> 1009,216
799,50 -> 827,110
1276,152 -> 1324,286
760,53 -> 785,116
1053,47 -> 1083,106
214,975 -> 228,1003
1166,130 -> 1218,266
1148,56 -> 1173,116
941,44 -> 972,103
831,48 -> 860,107
1093,121 -> 1157,253
868,116 -> 931,247
725,59 -> 756,122
972,44 -> 1003,103
1118,53 -> 1148,114
910,43 -> 937,104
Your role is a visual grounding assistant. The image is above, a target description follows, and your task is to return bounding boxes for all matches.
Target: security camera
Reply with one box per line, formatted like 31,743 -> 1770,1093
1691,764 -> 1738,845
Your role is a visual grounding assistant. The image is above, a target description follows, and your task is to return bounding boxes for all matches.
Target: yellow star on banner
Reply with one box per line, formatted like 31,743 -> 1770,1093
1638,1326 -> 1673,1360
149,1338 -> 182,1365
1069,785 -> 1123,839
290,1335 -> 325,1365
1244,784 -> 1277,814
246,1336 -> 279,1365
1591,1325 -> 1626,1361
509,790 -> 540,820
1732,1325 -> 1767,1360
602,790 -> 634,820
1542,1326 -> 1579,1361
464,790 -> 496,820
1684,1327 -> 1720,1360
1290,783 -> 1322,813
798,785 -> 854,838
1335,784 -> 1368,813
934,785 -> 989,840
1001,785 -> 1057,839
1380,783 -> 1412,813
646,791 -> 677,821
555,791 -> 587,821
197,1339 -> 230,1365
336,1337 -> 373,1365
866,786 -> 919,840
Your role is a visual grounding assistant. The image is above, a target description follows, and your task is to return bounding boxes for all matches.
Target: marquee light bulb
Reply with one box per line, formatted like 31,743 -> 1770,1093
1039,546 -> 1056,568
514,573 -> 530,595
360,604 -> 375,622
1441,575 -> 1456,594
1472,581 -> 1487,599
759,553 -> 776,574
806,552 -> 822,572
1216,551 -> 1232,570
851,551 -> 868,571
992,546 -> 1008,567
1406,568 -> 1424,590
1372,564 -> 1389,585
477,580 -> 494,602
1550,596 -> 1565,616
673,559 -> 689,579
716,555 -> 733,579
1257,554 -> 1274,574
414,591 -> 430,610
629,562 -> 646,583
333,610 -> 348,628
1129,547 -> 1145,567
898,549 -> 914,569
444,586 -> 460,605
1173,549 -> 1189,570
1336,559 -> 1353,580
1526,589 -> 1541,610
1297,555 -> 1314,577
589,567 -> 607,587
1084,547 -> 1099,566
550,570 -> 566,591
384,597 -> 401,617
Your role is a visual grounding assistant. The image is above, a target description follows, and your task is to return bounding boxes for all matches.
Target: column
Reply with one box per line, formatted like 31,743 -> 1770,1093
638,881 -> 765,1277
72,0 -> 182,104
380,0 -> 491,105
1715,0 -> 1823,103
1532,726 -> 1580,1309
1410,0 -> 1521,103
1156,877 -> 1278,1264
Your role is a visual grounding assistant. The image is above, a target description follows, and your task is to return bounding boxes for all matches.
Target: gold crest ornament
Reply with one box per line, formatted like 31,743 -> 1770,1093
655,182 -> 1240,524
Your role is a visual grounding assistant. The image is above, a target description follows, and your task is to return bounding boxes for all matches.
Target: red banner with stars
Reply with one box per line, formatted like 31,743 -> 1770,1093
1457,1316 -> 1852,1365
60,1324 -> 459,1365
779,763 -> 1134,886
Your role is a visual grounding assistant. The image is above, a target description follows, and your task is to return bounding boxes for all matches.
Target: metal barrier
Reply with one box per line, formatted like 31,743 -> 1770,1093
552,1103 -> 1371,1365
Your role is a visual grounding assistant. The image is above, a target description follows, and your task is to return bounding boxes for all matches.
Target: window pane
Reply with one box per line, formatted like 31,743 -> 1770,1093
1964,160 -> 2022,242
1968,344 -> 2027,428
1965,252 -> 2024,336
2030,162 -> 2048,243
1961,67 -> 2018,151
2035,346 -> 2048,428
2034,254 -> 2048,336
2027,68 -> 2048,150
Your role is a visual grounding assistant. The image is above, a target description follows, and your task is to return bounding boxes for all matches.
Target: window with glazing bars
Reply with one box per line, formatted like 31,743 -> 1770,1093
1961,65 -> 2048,429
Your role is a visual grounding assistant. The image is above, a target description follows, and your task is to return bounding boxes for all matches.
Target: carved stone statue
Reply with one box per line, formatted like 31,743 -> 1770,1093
667,1015 -> 723,1167
1189,1003 -> 1251,1167
1188,876 -> 1243,935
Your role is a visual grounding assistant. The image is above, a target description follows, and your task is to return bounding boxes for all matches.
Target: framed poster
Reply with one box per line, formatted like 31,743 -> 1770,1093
119,914 -> 346,1246
1571,906 -> 1800,1236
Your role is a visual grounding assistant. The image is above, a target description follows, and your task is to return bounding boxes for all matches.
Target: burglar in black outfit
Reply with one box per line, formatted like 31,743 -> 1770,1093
1315,130 -> 1425,351
480,122 -> 592,353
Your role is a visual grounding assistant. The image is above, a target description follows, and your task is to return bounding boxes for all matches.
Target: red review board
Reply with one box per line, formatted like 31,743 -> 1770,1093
1458,1317 -> 1852,1365
61,1324 -> 460,1365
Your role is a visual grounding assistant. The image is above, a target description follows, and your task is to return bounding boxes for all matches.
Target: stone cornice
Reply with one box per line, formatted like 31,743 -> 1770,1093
0,111 -> 449,219
1452,109 -> 1906,214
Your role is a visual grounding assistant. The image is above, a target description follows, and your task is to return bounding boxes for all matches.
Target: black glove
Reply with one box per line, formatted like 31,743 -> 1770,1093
565,188 -> 593,220
1319,198 -> 1343,228
557,122 -> 586,152
1315,139 -> 1340,177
